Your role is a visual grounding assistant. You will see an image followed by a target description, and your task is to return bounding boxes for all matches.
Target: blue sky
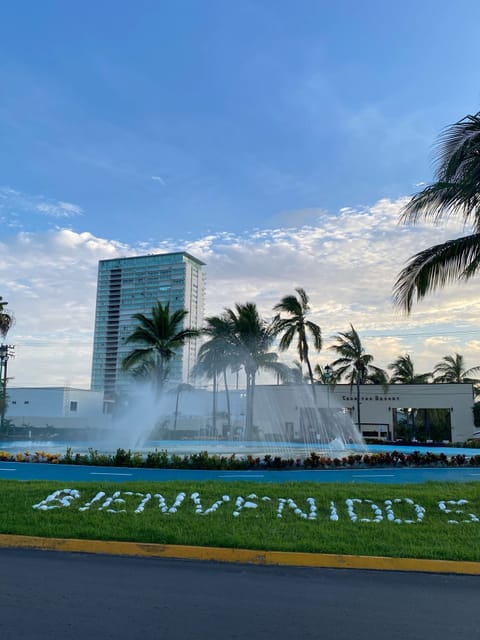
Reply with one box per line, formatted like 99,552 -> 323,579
2,1 -> 480,240
1,1 -> 480,386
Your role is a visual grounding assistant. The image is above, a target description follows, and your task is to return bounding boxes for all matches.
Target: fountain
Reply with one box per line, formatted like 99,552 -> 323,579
0,382 -> 365,459
97,382 -> 366,459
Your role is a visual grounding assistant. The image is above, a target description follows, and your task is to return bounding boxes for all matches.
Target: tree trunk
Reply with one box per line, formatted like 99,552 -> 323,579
212,373 -> 217,436
173,385 -> 181,430
245,371 -> 255,440
303,338 -> 317,403
155,358 -> 166,398
223,368 -> 231,428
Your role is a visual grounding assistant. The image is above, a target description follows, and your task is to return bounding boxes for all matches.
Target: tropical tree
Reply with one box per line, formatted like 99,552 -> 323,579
125,354 -> 163,384
388,354 -> 431,384
394,111 -> 480,311
224,302 -> 288,439
329,324 -> 387,385
367,369 -> 390,386
273,288 -> 322,397
329,325 -> 388,430
388,355 -> 430,437
121,301 -> 199,395
0,297 -> 14,339
433,353 -> 480,384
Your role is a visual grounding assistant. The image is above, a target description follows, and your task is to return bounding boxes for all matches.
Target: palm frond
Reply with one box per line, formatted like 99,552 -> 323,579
395,111 -> 480,312
121,300 -> 196,391
393,234 -> 480,312
400,182 -> 480,227
435,112 -> 480,181
273,294 -> 302,316
121,347 -> 154,371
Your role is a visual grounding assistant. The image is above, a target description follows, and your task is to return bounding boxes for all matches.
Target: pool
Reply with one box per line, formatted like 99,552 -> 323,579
1,439 -> 479,459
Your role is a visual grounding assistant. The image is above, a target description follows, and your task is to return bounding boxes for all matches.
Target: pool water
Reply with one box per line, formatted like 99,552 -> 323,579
0,439 -> 479,459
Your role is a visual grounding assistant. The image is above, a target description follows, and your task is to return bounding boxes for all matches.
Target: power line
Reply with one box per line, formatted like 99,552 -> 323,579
361,329 -> 480,339
8,327 -> 480,348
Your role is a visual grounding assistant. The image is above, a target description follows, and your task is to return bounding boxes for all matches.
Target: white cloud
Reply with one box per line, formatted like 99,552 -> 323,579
0,186 -> 83,219
1,196 -> 479,386
35,201 -> 83,217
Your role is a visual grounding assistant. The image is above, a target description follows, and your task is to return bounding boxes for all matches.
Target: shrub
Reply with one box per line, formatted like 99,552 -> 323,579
145,449 -> 169,468
112,448 -> 133,467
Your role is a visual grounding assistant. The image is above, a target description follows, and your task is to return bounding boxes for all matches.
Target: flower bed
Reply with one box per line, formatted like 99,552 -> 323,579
0,447 -> 480,470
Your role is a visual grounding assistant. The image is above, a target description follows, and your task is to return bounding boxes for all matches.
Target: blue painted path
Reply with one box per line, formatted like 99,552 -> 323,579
1,461 -> 480,483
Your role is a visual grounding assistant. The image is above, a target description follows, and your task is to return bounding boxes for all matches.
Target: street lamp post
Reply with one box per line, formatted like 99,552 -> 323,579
354,361 -> 364,433
324,364 -> 332,410
0,344 -> 14,432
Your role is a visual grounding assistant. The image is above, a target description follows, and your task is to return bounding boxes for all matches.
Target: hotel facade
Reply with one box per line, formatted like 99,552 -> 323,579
90,252 -> 205,399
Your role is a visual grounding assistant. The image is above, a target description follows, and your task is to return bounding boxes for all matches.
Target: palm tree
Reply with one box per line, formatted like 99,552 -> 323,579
388,354 -> 431,384
193,314 -> 235,434
388,356 -> 430,437
273,288 -> 322,397
433,353 -> 480,384
394,111 -> 480,311
224,302 -> 288,439
121,301 -> 199,395
0,297 -> 14,339
125,353 -> 164,385
329,324 -> 387,430
329,324 -> 386,385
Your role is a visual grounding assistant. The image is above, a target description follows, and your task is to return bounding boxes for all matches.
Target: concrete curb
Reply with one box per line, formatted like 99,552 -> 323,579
1,533 -> 480,575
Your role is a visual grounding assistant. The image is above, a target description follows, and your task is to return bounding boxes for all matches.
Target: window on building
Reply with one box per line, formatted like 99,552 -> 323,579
70,401 -> 78,412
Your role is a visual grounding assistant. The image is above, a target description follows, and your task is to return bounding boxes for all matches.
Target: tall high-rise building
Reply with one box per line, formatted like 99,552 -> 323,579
90,252 -> 205,398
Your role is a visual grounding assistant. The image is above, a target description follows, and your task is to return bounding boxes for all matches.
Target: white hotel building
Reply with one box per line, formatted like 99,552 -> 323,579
3,383 -> 476,442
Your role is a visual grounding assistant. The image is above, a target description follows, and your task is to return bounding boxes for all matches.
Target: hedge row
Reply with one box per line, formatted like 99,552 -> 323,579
1,447 -> 480,470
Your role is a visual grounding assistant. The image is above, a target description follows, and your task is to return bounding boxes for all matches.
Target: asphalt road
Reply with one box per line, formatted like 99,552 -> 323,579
1,548 -> 479,640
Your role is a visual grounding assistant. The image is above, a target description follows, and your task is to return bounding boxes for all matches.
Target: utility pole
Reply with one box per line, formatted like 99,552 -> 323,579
354,360 -> 365,433
0,297 -> 14,433
0,344 -> 14,432
324,364 -> 332,410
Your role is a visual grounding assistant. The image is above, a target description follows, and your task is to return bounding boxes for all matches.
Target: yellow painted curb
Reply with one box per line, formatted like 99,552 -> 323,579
1,533 -> 480,575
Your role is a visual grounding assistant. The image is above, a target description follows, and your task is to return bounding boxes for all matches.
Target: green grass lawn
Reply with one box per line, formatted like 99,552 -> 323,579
1,479 -> 480,562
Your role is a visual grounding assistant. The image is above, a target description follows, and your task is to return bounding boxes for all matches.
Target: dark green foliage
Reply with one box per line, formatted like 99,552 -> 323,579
122,300 -> 199,393
221,302 -> 287,438
394,111 -> 480,311
388,354 -> 431,384
0,297 -> 14,338
145,449 -> 170,467
329,324 -> 387,385
273,287 -> 322,391
4,446 -> 480,470
32,447 -> 480,469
